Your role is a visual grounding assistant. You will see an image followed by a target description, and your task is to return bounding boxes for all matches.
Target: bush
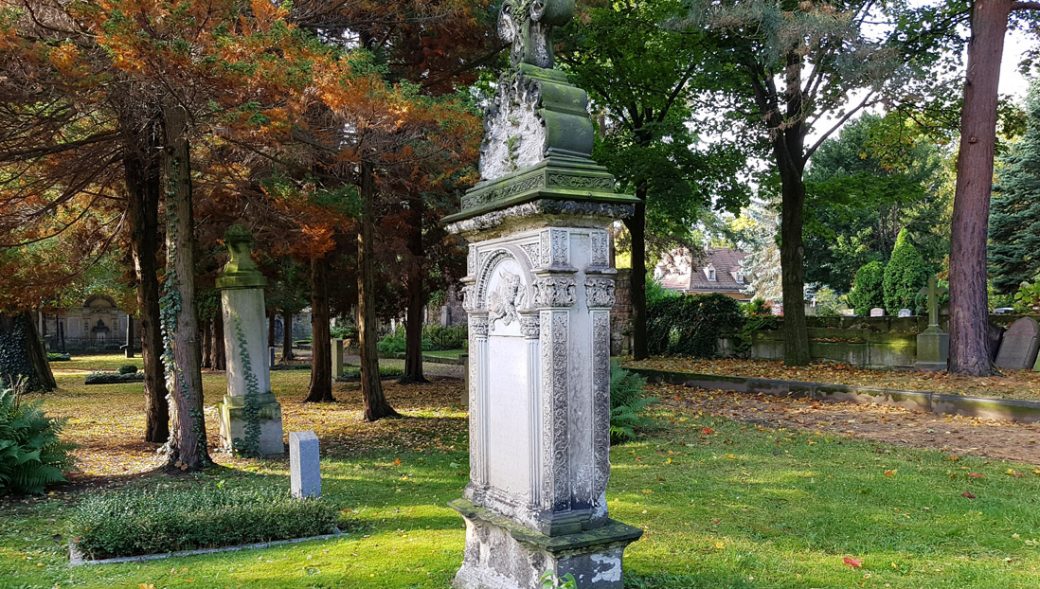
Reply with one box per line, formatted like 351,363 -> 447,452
609,362 -> 655,444
376,328 -> 410,356
69,483 -> 340,560
883,229 -> 929,314
47,352 -> 71,362
117,364 -> 138,375
847,261 -> 885,316
0,387 -> 73,496
338,365 -> 405,380
646,294 -> 744,357
425,324 -> 467,351
84,371 -> 146,385
329,323 -> 358,340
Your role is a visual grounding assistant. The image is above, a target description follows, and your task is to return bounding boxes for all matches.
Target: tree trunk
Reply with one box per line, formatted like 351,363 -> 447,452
160,103 -> 209,470
306,256 -> 335,402
402,193 -> 427,384
358,164 -> 400,421
124,315 -> 135,358
778,166 -> 811,366
123,116 -> 170,444
949,0 -> 1013,376
625,189 -> 649,360
212,305 -> 226,371
0,312 -> 56,392
281,310 -> 294,363
200,318 -> 212,369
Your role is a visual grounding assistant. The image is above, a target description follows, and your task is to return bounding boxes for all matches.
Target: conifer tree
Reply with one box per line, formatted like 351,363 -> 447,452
989,80 -> 1040,295
883,229 -> 929,314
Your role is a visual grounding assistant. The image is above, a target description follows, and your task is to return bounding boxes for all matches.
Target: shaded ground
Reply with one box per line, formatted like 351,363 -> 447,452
628,357 -> 1040,400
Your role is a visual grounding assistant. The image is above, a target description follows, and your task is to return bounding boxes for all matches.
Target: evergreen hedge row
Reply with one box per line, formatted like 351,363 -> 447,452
646,294 -> 744,357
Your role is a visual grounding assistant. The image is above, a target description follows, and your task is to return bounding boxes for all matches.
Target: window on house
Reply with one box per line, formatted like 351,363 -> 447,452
704,264 -> 717,282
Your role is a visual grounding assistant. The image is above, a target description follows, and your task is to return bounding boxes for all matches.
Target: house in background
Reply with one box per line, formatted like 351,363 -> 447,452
653,248 -> 752,301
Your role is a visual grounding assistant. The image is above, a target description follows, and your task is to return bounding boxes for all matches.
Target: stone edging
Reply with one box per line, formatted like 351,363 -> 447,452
631,368 -> 1040,424
69,529 -> 343,567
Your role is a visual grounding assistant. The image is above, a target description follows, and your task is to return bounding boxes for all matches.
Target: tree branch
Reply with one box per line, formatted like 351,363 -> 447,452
1012,2 -> 1040,10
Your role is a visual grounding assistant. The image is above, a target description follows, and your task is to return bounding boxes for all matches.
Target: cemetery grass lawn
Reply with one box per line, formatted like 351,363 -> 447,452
423,349 -> 466,360
627,357 -> 1040,401
1,359 -> 1040,587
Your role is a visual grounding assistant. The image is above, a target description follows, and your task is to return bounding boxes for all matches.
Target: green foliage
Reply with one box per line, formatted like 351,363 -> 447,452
847,261 -> 886,316
810,286 -> 843,317
0,387 -> 73,496
647,294 -> 744,357
539,571 -> 577,589
990,80 -> 1040,294
646,276 -> 680,307
47,352 -> 71,362
741,297 -> 771,317
68,483 -> 340,560
883,230 -> 929,314
377,328 -> 412,357
1013,278 -> 1040,314
377,325 -> 467,356
609,362 -> 656,445
330,323 -> 358,341
84,371 -> 146,385
339,365 -> 405,380
117,364 -> 138,375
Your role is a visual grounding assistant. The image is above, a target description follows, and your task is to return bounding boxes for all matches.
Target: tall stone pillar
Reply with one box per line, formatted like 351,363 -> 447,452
444,3 -> 641,587
217,225 -> 284,456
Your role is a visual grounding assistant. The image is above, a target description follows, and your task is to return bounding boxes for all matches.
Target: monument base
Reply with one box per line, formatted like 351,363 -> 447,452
219,393 -> 285,456
915,328 -> 949,372
450,499 -> 642,589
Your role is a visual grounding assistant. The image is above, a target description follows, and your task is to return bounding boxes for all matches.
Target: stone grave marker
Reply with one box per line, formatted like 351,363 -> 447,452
442,2 -> 642,586
914,275 -> 949,371
898,309 -> 912,318
870,308 -> 885,317
995,317 -> 1040,370
290,431 -> 321,499
331,339 -> 344,377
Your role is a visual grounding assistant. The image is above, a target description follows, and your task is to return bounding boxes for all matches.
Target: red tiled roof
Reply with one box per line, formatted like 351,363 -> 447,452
657,248 -> 748,294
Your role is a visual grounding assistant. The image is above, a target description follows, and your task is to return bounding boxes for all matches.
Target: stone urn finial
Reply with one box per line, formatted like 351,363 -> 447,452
500,0 -> 575,68
216,224 -> 266,290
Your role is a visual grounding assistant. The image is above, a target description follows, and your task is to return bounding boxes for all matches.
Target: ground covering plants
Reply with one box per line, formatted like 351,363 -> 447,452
0,387 -> 72,496
609,362 -> 656,444
69,483 -> 340,560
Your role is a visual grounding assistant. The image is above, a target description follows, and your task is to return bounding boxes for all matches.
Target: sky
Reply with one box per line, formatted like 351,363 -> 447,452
1002,29 -> 1034,100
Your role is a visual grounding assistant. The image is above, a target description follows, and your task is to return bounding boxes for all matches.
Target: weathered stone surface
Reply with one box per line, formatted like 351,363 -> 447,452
870,308 -> 885,317
289,431 -> 321,499
898,309 -> 912,318
996,317 -> 1040,370
915,276 -> 949,372
331,339 -> 344,377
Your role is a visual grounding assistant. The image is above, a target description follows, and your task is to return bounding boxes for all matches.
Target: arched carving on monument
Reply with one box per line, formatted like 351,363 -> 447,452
474,246 -> 537,331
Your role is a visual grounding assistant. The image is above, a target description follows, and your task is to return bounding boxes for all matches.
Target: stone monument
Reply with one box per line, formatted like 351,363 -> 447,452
914,276 -> 949,372
290,431 -> 321,499
995,316 -> 1040,370
216,225 -> 284,456
443,2 -> 642,587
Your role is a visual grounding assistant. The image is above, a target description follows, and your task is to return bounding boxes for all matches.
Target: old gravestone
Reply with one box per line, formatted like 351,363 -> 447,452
995,317 -> 1040,370
914,275 -> 949,372
897,309 -> 912,318
442,1 -> 642,587
290,431 -> 321,499
870,308 -> 885,318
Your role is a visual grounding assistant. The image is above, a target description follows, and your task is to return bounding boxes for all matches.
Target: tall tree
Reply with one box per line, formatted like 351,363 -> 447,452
560,0 -> 749,360
990,80 -> 1040,294
948,0 -> 1040,375
685,0 -> 943,365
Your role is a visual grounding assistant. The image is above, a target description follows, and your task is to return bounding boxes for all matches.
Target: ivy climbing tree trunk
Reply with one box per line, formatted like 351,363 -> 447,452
122,115 -> 170,443
305,256 -> 334,402
160,103 -> 209,470
0,312 -> 55,392
402,193 -> 427,384
358,164 -> 400,421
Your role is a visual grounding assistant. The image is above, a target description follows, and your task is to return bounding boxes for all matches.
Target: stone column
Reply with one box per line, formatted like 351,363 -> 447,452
217,225 -> 284,456
331,338 -> 344,378
444,3 -> 640,586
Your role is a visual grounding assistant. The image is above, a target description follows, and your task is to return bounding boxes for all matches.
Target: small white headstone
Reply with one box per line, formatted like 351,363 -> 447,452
289,431 -> 321,498
870,308 -> 885,318
897,309 -> 912,318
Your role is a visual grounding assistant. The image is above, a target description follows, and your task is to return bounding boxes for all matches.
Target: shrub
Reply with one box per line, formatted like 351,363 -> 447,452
117,364 -> 138,375
47,352 -> 71,362
847,261 -> 885,316
646,294 -> 744,357
646,276 -> 679,306
742,297 -> 771,317
69,483 -> 340,560
329,323 -> 358,340
425,324 -> 467,350
609,362 -> 655,444
883,229 -> 929,314
84,371 -> 146,385
1014,278 -> 1040,313
376,327 -> 409,356
0,387 -> 73,496
339,365 -> 405,380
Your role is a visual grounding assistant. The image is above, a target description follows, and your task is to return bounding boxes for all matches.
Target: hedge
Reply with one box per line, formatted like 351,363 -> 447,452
646,293 -> 744,357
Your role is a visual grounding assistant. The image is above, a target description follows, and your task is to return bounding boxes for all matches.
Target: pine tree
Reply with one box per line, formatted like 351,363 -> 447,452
883,229 -> 929,314
989,80 -> 1040,294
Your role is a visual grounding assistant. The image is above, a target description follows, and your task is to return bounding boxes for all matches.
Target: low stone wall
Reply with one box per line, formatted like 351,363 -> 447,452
750,316 -> 928,368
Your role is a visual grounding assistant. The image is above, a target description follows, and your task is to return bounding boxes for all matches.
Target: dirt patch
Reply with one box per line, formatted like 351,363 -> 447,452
655,382 -> 1040,465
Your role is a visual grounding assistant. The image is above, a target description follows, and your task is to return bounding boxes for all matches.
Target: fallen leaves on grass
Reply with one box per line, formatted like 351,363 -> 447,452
843,556 -> 863,569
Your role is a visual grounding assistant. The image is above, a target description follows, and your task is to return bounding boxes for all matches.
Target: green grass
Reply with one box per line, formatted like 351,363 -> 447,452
3,357 -> 1040,587
423,349 -> 466,360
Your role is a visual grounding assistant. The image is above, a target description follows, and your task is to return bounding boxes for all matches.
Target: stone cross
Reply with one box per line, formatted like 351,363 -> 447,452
289,431 -> 321,499
926,275 -> 947,327
499,0 -> 575,68
216,225 -> 284,456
